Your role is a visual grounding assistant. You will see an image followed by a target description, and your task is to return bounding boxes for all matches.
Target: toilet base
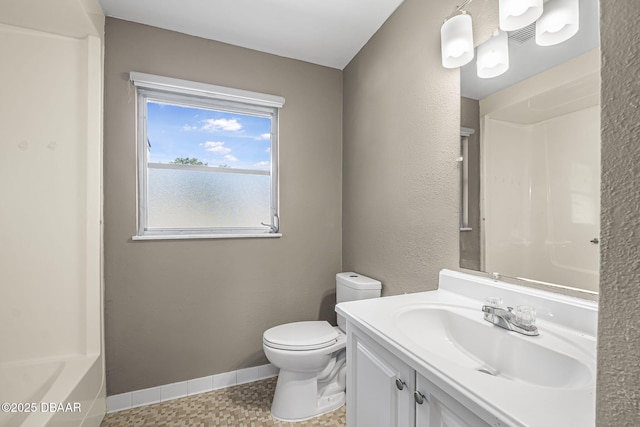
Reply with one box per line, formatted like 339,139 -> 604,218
269,370 -> 345,422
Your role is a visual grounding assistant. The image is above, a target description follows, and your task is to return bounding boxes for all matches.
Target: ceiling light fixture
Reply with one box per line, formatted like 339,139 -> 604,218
441,12 -> 475,69
477,30 -> 509,78
535,0 -> 580,46
440,0 -> 581,78
499,0 -> 544,31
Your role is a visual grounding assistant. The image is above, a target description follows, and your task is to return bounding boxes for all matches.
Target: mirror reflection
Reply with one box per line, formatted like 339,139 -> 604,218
459,0 -> 600,293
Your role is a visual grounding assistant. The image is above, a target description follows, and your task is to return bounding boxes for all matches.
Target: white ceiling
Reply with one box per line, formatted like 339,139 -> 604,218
97,0 -> 406,70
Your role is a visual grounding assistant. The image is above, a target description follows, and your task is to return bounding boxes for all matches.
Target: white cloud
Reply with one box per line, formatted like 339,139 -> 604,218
256,133 -> 271,140
201,141 -> 231,154
255,161 -> 270,167
265,147 -> 271,153
183,124 -> 197,131
224,154 -> 238,162
202,118 -> 242,132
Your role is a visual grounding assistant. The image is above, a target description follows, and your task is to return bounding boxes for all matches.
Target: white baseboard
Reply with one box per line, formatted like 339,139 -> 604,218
106,363 -> 279,413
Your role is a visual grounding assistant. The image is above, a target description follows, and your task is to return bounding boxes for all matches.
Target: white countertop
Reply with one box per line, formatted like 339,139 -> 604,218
336,269 -> 597,427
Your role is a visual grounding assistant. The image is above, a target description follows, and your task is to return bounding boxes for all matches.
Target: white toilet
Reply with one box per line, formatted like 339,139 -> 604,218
263,272 -> 382,421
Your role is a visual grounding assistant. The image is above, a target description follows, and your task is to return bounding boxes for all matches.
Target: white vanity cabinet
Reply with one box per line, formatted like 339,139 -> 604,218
347,323 -> 492,427
347,326 -> 415,427
414,373 -> 490,427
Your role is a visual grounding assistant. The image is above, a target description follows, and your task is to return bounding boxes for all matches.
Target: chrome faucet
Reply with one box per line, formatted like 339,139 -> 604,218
481,304 -> 539,336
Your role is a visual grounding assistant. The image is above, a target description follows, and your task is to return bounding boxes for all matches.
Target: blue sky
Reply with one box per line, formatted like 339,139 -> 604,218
146,101 -> 272,170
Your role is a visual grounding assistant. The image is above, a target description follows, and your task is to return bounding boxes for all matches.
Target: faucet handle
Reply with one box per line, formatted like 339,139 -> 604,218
485,296 -> 503,308
484,297 -> 503,322
514,305 -> 536,328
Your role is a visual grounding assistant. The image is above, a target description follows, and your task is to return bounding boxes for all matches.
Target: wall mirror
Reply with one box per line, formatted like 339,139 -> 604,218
459,0 -> 600,294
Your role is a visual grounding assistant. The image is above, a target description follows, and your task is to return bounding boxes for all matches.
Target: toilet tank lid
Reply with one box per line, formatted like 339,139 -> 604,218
336,272 -> 382,290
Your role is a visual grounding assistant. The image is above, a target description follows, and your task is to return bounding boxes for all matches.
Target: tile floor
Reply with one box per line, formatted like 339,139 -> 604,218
101,377 -> 346,426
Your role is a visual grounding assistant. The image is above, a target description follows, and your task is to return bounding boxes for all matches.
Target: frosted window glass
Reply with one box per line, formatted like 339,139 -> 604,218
133,81 -> 280,237
147,167 -> 270,229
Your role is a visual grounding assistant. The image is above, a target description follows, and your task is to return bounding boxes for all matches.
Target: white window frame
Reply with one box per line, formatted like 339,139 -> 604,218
130,72 -> 284,240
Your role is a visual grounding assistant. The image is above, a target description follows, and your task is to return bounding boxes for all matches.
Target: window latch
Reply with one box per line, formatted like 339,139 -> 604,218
261,214 -> 279,233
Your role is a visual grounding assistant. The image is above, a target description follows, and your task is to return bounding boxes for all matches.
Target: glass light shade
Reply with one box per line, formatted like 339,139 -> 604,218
535,0 -> 580,46
441,13 -> 474,69
499,0 -> 543,31
477,31 -> 509,78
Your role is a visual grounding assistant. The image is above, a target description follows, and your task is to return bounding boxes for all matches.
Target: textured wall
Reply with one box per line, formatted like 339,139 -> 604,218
342,0 -> 460,295
597,1 -> 640,424
104,18 -> 343,395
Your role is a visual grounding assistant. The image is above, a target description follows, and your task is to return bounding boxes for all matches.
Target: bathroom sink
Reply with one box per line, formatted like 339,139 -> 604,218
337,270 -> 599,426
393,305 -> 593,389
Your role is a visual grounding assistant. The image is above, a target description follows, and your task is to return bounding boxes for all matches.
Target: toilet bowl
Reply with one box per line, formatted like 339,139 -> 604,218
263,273 -> 381,421
263,321 -> 347,421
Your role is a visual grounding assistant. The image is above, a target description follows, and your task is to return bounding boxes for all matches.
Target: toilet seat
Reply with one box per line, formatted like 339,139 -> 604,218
263,321 -> 338,351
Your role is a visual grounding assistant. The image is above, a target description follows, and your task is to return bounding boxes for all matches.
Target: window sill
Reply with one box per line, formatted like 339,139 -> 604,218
132,233 -> 282,241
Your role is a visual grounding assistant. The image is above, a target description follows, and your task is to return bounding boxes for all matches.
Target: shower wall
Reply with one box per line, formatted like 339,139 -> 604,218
0,0 -> 105,425
0,25 -> 93,361
483,106 -> 600,291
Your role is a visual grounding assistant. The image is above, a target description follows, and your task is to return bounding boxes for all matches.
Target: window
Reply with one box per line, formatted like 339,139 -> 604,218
130,72 -> 284,239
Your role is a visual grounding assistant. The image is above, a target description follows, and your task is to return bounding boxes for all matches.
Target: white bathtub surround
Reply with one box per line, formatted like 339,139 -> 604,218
0,2 -> 105,427
106,364 -> 279,413
337,269 -> 598,427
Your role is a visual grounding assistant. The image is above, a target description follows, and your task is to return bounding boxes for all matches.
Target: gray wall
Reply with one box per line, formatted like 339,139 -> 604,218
104,18 -> 343,395
342,0 -> 459,295
597,1 -> 640,424
103,0 -> 640,420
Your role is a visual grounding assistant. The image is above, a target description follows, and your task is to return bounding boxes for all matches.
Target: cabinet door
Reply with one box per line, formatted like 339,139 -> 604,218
415,373 -> 490,427
348,328 -> 414,427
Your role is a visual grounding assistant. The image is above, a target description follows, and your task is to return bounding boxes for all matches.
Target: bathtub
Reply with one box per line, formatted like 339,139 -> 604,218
0,355 -> 104,427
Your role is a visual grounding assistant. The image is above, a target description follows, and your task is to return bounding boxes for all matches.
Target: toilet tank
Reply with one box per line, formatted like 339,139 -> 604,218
336,272 -> 382,331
